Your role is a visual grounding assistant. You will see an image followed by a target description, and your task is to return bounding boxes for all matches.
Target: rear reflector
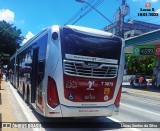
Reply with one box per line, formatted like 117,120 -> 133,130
114,85 -> 122,107
47,76 -> 59,108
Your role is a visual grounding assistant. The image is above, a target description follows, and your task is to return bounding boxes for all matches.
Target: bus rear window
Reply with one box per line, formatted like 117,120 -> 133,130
61,27 -> 122,61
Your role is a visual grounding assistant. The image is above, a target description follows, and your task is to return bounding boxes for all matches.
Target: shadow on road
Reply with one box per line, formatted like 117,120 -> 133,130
31,111 -> 124,130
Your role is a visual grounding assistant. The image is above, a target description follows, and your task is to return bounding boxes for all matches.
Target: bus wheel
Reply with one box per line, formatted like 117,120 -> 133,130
28,102 -> 33,110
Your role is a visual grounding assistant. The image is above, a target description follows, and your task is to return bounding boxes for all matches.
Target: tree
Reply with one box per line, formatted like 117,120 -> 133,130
0,20 -> 24,64
126,53 -> 155,76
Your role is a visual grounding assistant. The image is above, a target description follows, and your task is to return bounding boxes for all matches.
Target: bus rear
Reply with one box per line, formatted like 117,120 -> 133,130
45,25 -> 125,117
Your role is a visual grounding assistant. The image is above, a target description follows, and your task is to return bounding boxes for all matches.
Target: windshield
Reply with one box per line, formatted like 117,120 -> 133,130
60,27 -> 122,61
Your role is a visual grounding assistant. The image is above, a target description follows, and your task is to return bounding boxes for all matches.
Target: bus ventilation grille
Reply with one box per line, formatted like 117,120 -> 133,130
63,60 -> 118,78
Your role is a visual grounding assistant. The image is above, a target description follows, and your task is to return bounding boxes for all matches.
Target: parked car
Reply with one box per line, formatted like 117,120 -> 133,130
130,73 -> 147,88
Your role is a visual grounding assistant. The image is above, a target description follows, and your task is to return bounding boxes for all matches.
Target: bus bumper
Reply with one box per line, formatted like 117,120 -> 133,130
60,104 -> 119,117
45,104 -> 119,117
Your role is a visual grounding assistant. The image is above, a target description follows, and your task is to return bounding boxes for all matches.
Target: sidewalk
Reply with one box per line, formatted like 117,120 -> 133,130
0,80 -> 18,131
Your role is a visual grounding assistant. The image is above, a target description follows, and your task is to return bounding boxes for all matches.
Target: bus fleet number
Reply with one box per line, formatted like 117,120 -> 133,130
101,82 -> 113,87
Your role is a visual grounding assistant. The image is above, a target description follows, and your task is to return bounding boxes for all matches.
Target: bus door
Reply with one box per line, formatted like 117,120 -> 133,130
37,60 -> 45,109
31,47 -> 39,103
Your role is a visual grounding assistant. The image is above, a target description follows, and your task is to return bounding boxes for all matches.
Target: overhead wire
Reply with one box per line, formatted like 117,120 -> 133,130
71,0 -> 102,24
64,0 -> 95,25
71,0 -> 107,25
64,0 -> 107,25
68,0 -> 103,25
64,5 -> 88,25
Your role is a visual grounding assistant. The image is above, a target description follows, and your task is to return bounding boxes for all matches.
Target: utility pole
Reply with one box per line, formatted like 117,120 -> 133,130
114,0 -> 129,38
120,0 -> 126,38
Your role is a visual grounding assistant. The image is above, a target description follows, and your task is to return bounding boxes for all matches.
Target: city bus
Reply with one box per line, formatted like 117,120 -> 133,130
9,25 -> 125,117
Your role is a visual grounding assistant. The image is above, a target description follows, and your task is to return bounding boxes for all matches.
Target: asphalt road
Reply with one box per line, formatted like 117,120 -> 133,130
5,82 -> 160,131
112,85 -> 160,131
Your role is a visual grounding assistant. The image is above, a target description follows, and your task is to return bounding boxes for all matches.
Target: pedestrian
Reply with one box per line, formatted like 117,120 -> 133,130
153,66 -> 158,76
139,76 -> 144,88
5,69 -> 9,81
9,69 -> 13,81
150,75 -> 156,88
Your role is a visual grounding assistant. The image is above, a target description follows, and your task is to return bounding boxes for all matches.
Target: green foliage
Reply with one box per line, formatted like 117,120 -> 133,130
0,20 -> 24,55
125,53 -> 155,75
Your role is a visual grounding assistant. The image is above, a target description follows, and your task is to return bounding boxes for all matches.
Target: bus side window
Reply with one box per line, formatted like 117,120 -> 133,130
38,60 -> 45,85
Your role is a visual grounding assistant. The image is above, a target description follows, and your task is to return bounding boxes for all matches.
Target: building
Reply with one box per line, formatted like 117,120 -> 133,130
104,20 -> 160,39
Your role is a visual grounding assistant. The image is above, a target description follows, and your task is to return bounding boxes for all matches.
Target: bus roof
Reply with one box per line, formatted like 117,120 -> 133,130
10,25 -> 122,61
66,25 -> 113,37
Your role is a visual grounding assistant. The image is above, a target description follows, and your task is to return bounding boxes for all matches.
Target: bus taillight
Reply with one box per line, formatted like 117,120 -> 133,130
47,76 -> 59,108
114,85 -> 122,107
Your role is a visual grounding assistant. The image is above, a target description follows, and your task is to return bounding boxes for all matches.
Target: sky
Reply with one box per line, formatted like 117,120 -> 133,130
0,0 -> 160,44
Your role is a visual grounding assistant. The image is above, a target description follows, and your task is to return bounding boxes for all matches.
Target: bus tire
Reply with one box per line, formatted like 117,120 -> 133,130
29,103 -> 34,110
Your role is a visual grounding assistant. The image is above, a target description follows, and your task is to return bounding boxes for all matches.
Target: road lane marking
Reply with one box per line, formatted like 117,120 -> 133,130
121,103 -> 160,116
122,88 -> 160,99
122,95 -> 160,106
8,82 -> 42,131
108,117 -> 121,123
132,91 -> 160,99
108,117 -> 141,131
